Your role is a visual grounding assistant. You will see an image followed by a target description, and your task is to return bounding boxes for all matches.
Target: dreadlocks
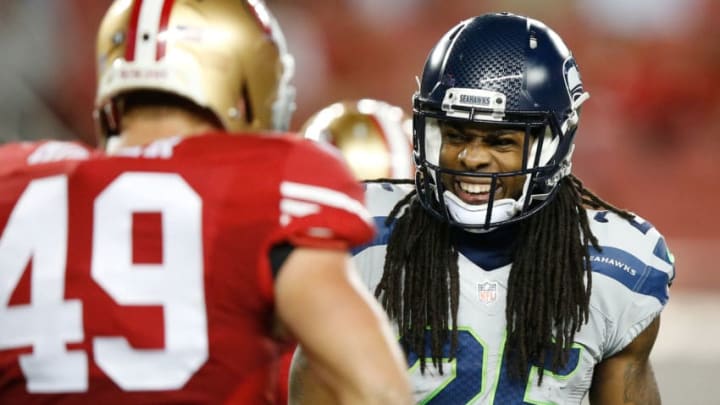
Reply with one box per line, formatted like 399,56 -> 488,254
373,174 -> 634,382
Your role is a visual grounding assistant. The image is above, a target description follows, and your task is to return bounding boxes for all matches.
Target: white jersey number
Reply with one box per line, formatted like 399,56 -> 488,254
0,174 -> 208,393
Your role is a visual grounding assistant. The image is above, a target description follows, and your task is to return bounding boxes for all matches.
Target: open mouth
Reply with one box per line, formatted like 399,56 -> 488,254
453,180 -> 502,205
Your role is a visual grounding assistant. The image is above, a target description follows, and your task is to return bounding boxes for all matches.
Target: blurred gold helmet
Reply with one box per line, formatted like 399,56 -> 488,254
95,0 -> 295,144
302,99 -> 414,180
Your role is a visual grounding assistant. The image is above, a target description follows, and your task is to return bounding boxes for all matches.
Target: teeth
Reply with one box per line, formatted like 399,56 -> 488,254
459,182 -> 491,194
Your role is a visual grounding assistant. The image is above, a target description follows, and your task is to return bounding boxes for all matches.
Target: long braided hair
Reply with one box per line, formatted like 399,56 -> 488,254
372,175 -> 634,382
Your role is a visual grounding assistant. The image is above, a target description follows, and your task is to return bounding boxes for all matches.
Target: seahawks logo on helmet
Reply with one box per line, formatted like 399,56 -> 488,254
563,58 -> 585,105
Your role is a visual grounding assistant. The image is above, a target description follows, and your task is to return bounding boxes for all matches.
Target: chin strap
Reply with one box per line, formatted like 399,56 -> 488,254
443,191 -> 521,228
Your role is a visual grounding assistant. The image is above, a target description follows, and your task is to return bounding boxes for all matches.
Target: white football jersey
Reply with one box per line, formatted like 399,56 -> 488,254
354,182 -> 674,405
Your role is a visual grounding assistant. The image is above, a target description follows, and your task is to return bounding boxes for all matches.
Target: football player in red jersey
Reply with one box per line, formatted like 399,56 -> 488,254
271,99 -> 415,404
0,1 -> 412,404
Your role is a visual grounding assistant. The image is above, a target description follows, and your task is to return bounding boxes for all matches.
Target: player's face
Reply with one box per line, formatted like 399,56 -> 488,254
438,121 -> 526,205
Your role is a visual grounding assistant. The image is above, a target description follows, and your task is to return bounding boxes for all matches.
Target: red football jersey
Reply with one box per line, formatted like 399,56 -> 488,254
0,134 -> 374,404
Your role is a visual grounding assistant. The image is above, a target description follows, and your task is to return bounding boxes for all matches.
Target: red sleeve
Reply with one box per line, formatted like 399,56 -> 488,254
273,138 -> 375,250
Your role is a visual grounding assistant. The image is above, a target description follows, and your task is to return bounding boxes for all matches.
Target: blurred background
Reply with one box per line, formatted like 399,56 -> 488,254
0,0 -> 717,402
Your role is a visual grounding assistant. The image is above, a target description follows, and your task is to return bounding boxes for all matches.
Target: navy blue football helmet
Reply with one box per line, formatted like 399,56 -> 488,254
413,12 -> 590,229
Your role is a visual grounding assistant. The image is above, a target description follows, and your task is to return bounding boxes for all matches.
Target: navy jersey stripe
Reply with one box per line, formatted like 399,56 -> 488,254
590,246 -> 670,304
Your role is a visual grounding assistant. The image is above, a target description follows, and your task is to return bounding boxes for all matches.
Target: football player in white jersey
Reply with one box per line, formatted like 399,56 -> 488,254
289,12 -> 674,405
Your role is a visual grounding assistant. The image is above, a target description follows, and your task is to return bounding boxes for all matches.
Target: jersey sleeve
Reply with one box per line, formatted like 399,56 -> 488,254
273,139 -> 375,250
588,212 -> 675,358
352,182 -> 415,293
351,181 -> 415,255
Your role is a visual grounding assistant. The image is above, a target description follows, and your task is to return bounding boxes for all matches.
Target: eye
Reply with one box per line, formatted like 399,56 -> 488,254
443,130 -> 470,144
487,135 -> 518,147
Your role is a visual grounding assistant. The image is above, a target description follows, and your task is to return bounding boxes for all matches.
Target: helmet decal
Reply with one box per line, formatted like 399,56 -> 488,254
564,58 -> 588,108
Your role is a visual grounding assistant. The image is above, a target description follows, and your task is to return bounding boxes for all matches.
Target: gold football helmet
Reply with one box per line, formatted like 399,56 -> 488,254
302,99 -> 414,181
95,0 -> 295,144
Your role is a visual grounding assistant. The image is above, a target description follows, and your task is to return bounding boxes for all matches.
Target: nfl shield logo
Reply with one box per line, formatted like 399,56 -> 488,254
478,281 -> 498,305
